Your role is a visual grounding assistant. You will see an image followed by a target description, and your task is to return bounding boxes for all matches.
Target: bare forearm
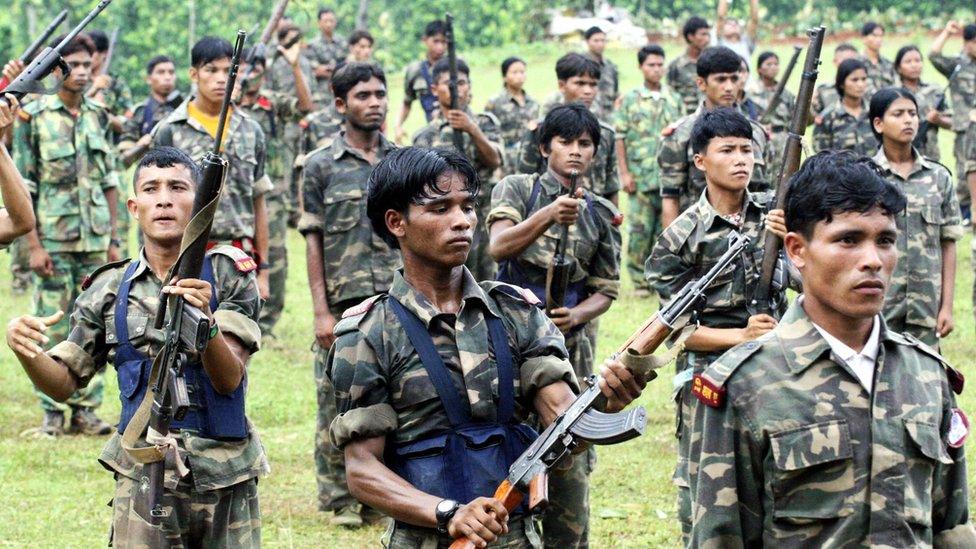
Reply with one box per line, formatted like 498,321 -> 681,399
346,440 -> 442,528
488,212 -> 553,261
570,292 -> 612,326
468,125 -> 501,168
16,352 -> 78,402
396,103 -> 411,131
930,31 -> 950,56
685,326 -> 745,353
253,195 -> 269,261
662,197 -> 680,228
202,331 -> 248,394
304,234 -> 332,318
0,143 -> 35,242
293,64 -> 315,113
615,139 -> 630,179
533,381 -> 578,426
940,239 -> 956,311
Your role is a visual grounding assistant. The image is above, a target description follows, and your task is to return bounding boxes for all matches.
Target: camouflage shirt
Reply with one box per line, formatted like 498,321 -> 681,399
301,104 -> 344,152
412,108 -> 504,186
265,56 -> 315,165
306,33 -> 348,100
327,267 -> 578,449
240,89 -> 302,190
813,99 -> 878,157
811,83 -> 840,117
861,54 -> 898,96
484,87 -> 540,170
119,91 -> 185,148
688,300 -> 976,547
96,73 -> 134,117
905,80 -> 950,161
298,131 -> 399,306
873,148 -> 963,338
930,52 -> 976,133
152,98 -> 271,242
614,85 -> 682,191
403,58 -> 438,120
586,52 -> 619,117
47,246 -> 265,492
746,81 -> 796,130
14,94 -> 120,253
666,53 -> 702,116
486,172 -> 621,300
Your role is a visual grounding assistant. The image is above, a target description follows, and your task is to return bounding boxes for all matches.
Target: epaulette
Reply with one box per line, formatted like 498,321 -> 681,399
590,194 -> 622,225
478,111 -> 501,127
334,294 -> 385,337
207,245 -> 257,273
694,338 -> 766,408
483,281 -> 542,308
897,332 -> 965,395
81,258 -> 131,290
299,142 -> 334,169
598,119 -> 615,134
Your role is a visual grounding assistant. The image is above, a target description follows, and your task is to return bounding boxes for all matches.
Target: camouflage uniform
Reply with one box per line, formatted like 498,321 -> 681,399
301,104 -> 344,152
644,189 -> 781,542
540,91 -> 606,123
904,81 -> 949,162
658,103 -> 772,214
873,149 -> 963,348
487,172 -> 621,548
413,109 -> 505,280
306,33 -> 347,102
328,267 -> 578,548
813,99 -> 878,157
586,53 -> 619,118
47,246 -> 265,547
266,55 -> 315,203
485,88 -> 540,174
688,299 -> 976,547
931,52 -> 976,208
811,83 -> 840,118
14,93 -> 120,415
96,73 -> 135,120
614,85 -> 682,291
861,54 -> 898,97
119,92 -> 185,149
97,75 -> 134,252
747,81 -> 797,180
403,59 -> 438,122
666,53 -> 702,116
299,131 -> 399,512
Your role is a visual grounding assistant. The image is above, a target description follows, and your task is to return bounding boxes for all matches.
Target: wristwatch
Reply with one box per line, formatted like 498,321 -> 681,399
435,499 -> 461,534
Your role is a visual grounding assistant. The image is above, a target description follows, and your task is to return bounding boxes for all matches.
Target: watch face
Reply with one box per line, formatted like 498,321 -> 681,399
436,499 -> 457,514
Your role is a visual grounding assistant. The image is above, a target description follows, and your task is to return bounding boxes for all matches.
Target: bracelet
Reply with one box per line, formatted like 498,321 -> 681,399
208,318 -> 219,340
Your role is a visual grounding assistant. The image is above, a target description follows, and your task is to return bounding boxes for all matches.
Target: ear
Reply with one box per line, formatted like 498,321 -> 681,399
692,152 -> 705,172
696,76 -> 707,93
189,66 -> 198,84
385,209 -> 407,241
557,79 -> 566,94
783,231 -> 807,270
539,142 -> 550,160
126,194 -> 139,220
335,96 -> 347,116
871,116 -> 883,136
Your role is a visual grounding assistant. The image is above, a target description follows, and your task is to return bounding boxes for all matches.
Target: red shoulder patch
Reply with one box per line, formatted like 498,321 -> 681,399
661,123 -> 677,137
81,275 -> 94,291
692,374 -> 726,408
611,213 -> 624,226
519,287 -> 541,305
256,96 -> 273,110
342,298 -> 376,318
235,257 -> 258,273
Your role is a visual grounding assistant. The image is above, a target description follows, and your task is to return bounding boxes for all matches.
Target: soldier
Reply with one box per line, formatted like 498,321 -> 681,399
394,20 -> 448,143
152,36 -> 271,301
813,58 -> 878,157
412,57 -> 503,281
869,88 -> 962,348
583,26 -> 619,118
301,104 -> 344,152
330,145 -> 642,549
658,46 -> 772,228
299,62 -> 399,527
86,29 -> 134,135
713,0 -> 758,64
237,39 -> 315,338
15,32 -> 120,437
6,147 -> 266,547
119,55 -> 184,168
517,53 -> 619,205
750,50 -> 797,178
667,16 -> 711,116
614,44 -> 681,297
485,57 -> 540,175
344,29 -> 375,65
735,58 -> 761,121
810,43 -> 859,122
687,150 -> 976,547
307,7 -> 347,102
489,104 -> 622,548
860,21 -> 898,96
645,108 -> 788,543
0,94 -> 36,246
267,24 -> 315,95
894,45 -> 951,162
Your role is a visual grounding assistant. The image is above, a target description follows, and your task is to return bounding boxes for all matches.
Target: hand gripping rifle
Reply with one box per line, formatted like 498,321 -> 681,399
235,0 -> 289,102
751,26 -> 825,315
545,170 -> 580,314
759,45 -> 802,125
2,1 -> 113,103
445,13 -> 464,151
0,9 -> 68,91
450,232 -> 751,549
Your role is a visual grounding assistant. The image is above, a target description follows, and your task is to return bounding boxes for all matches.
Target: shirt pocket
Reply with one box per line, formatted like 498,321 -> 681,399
322,187 -> 364,234
392,360 -> 442,413
106,312 -> 151,350
903,419 -> 953,527
86,135 -> 113,235
768,419 -> 856,523
38,139 -> 77,185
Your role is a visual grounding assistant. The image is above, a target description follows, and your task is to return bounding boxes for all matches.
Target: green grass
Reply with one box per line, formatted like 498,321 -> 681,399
1,33 -> 974,546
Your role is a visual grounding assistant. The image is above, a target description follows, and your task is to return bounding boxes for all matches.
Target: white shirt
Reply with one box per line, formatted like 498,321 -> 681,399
811,316 -> 881,393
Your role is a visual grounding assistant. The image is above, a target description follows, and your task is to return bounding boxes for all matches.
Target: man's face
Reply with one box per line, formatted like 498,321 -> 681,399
433,71 -> 470,109
964,38 -> 976,58
758,56 -> 779,81
424,34 -> 448,61
147,61 -> 177,96
92,50 -> 107,71
350,38 -> 373,62
504,61 -> 526,89
190,57 -> 231,105
693,136 -> 754,193
834,49 -> 858,67
390,173 -> 477,268
128,164 -> 196,245
337,77 -> 388,131
864,28 -> 884,52
542,133 -> 596,177
688,28 -> 712,50
59,50 -> 93,93
640,54 -> 665,85
698,71 -> 739,107
318,12 -> 337,34
723,20 -> 741,40
235,60 -> 265,95
586,32 -> 607,56
786,208 -> 897,321
558,74 -> 599,107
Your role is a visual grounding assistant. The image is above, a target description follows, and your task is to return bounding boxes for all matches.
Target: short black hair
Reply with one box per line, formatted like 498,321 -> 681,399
965,24 -> 976,42
501,56 -> 525,77
894,45 -> 921,73
317,7 -> 335,19
332,62 -> 386,100
431,57 -> 469,83
835,42 -> 858,55
638,44 -> 665,65
367,147 -> 480,249
682,16 -> 710,42
555,52 -> 601,81
756,50 -> 777,70
53,33 -> 96,58
861,22 -> 883,37
539,103 -> 601,156
584,26 -> 605,40
697,46 -> 742,79
868,87 -> 918,140
242,46 -> 267,68
835,58 -> 867,96
424,20 -> 447,38
88,30 -> 110,53
277,23 -> 302,44
146,55 -> 174,75
348,29 -> 374,46
191,36 -> 234,68
132,146 -> 201,192
785,150 -> 906,239
690,108 -> 753,154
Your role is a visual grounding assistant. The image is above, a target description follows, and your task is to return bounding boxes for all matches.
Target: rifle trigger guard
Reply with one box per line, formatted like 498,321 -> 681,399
569,406 -> 647,445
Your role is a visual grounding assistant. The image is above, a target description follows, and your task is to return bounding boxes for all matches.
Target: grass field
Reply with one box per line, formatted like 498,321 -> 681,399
0,32 -> 974,547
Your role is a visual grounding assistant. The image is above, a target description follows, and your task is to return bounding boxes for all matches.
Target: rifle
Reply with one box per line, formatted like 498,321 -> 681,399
915,64 -> 958,153
235,0 -> 289,102
751,26 -> 826,315
545,170 -> 580,314
0,9 -> 68,91
445,13 -> 464,151
449,232 -> 751,549
139,30 -> 247,524
87,27 -> 119,98
2,1 -> 113,103
759,45 -> 802,125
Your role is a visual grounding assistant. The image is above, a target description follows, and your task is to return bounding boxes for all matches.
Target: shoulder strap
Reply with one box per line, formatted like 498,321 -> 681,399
114,261 -> 143,345
486,316 -> 515,423
526,179 -> 542,213
200,254 -> 218,312
420,60 -> 433,86
140,98 -> 156,136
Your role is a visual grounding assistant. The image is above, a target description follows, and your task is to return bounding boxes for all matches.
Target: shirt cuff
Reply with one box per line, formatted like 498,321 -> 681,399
520,355 -> 579,395
214,309 -> 262,353
660,186 -> 681,198
48,341 -> 97,388
941,224 -> 964,241
330,402 -> 398,448
297,212 -> 326,235
486,206 -> 523,227
254,174 -> 274,197
587,277 -> 620,300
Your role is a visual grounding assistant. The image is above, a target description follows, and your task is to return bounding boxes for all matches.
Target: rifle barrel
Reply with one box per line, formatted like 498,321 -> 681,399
20,9 -> 68,62
214,31 -> 247,154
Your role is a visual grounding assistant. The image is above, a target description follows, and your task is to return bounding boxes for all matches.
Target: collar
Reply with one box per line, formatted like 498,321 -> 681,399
168,96 -> 243,140
388,268 -> 502,328
871,146 -> 931,178
636,85 -> 668,99
126,248 -> 165,283
811,314 -> 880,365
42,93 -> 97,113
693,188 -> 765,230
332,130 -> 395,162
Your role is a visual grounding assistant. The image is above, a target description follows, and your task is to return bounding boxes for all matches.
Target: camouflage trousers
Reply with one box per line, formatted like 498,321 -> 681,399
954,130 -> 975,208
383,516 -> 541,548
257,191 -> 290,337
465,191 -> 498,281
8,236 -> 32,292
110,474 -> 260,548
35,251 -> 106,413
626,190 -> 663,291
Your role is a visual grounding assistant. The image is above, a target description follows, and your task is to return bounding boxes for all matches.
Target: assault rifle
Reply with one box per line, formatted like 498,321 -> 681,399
759,45 -> 802,125
445,13 -> 464,151
545,170 -> 580,314
450,232 -> 752,549
0,9 -> 68,91
235,0 -> 289,101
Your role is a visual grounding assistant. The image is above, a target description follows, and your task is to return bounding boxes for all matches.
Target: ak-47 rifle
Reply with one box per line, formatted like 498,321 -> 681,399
2,1 -> 113,103
235,0 -> 289,101
759,45 -> 802,125
445,13 -> 464,151
0,9 -> 68,91
545,170 -> 580,314
450,232 -> 752,549
752,26 -> 826,315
